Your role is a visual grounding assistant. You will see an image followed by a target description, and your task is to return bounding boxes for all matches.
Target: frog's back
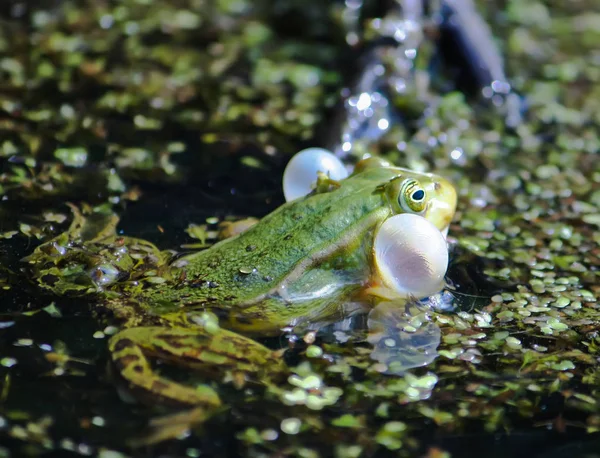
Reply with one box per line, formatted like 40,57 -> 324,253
146,167 -> 399,311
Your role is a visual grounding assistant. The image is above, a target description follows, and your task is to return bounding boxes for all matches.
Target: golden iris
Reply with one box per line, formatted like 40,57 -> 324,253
399,179 -> 427,213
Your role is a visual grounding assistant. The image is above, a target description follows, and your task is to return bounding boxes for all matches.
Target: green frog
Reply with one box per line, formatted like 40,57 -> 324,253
24,157 -> 456,417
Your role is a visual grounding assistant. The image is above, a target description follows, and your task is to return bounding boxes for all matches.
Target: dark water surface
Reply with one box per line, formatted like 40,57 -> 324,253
1,1 -> 600,457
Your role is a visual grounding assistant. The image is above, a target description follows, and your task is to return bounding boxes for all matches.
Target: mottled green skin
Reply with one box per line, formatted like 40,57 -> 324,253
105,161 -> 455,409
140,164 -> 456,334
23,159 -> 456,412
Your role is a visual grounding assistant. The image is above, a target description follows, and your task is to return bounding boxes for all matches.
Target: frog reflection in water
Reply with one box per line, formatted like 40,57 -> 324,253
27,157 -> 456,414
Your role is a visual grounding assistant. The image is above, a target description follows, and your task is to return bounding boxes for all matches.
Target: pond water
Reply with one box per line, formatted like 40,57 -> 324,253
0,1 -> 599,457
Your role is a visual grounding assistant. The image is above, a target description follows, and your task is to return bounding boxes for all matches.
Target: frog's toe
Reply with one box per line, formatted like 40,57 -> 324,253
128,407 -> 211,447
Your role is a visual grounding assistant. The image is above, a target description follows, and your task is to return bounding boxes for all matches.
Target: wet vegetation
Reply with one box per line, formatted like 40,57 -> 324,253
0,0 -> 599,457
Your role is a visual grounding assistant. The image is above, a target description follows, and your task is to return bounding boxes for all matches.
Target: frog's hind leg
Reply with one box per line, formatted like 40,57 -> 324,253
108,325 -> 285,409
109,328 -> 220,409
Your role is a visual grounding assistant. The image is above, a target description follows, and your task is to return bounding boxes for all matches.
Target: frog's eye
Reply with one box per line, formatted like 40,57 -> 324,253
399,179 -> 427,213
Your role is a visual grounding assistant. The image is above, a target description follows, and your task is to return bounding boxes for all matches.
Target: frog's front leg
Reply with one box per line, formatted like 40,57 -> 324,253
314,170 -> 342,194
108,324 -> 286,409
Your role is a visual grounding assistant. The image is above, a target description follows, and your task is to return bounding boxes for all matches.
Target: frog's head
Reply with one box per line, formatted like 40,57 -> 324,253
382,170 -> 457,237
367,168 -> 457,299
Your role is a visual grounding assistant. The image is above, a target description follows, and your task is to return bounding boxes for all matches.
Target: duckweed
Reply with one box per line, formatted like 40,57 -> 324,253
0,0 -> 599,456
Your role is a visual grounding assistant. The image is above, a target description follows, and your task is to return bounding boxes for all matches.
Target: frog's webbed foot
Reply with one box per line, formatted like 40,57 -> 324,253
128,407 -> 209,447
217,217 -> 259,240
109,324 -> 286,410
